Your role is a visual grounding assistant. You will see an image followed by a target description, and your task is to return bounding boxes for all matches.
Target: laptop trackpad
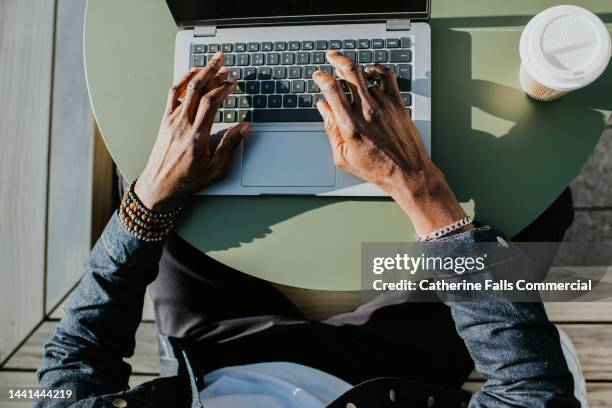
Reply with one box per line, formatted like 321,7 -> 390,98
242,130 -> 335,187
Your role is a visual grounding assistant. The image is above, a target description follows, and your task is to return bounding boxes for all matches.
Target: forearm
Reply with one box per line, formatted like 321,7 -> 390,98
419,226 -> 578,407
37,212 -> 165,401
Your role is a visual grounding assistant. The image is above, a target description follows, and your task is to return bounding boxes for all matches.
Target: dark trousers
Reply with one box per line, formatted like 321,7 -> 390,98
149,188 -> 574,389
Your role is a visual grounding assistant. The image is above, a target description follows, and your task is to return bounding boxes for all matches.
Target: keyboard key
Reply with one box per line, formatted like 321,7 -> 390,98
313,94 -> 325,105
274,41 -> 286,51
283,94 -> 297,107
246,81 -> 260,94
357,39 -> 370,49
397,64 -> 411,91
223,54 -> 235,66
193,54 -> 206,67
288,41 -> 301,51
273,67 -> 287,79
344,51 -> 356,61
397,64 -> 411,79
298,94 -> 313,107
302,41 -> 314,50
330,40 -> 342,50
193,44 -> 206,54
253,95 -> 267,108
266,53 -> 280,65
247,42 -> 259,52
252,109 -> 321,122
228,68 -> 242,80
268,95 -> 282,108
261,81 -> 275,93
400,93 -> 412,106
315,40 -> 328,50
238,110 -> 251,122
384,64 -> 396,73
288,66 -> 302,79
372,39 -> 384,49
214,111 -> 221,123
343,39 -> 356,49
311,51 -> 325,64
223,96 -> 237,108
239,95 -> 252,108
319,65 -> 333,76
261,42 -> 273,51
281,52 -> 295,65
400,38 -> 411,48
252,53 -> 265,65
276,80 -> 291,93
390,50 -> 412,62
233,81 -> 246,94
237,54 -> 250,66
407,108 -> 412,118
358,51 -> 372,63
257,67 -> 272,80
292,80 -> 305,93
296,52 -> 310,65
208,44 -> 220,53
221,43 -> 233,52
235,43 -> 246,52
307,80 -> 320,93
373,50 -> 387,63
244,67 -> 257,80
386,39 -> 400,48
223,110 -> 236,122
304,66 -> 317,79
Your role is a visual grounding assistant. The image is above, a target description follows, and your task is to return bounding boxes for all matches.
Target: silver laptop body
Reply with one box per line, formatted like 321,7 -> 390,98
167,1 -> 432,196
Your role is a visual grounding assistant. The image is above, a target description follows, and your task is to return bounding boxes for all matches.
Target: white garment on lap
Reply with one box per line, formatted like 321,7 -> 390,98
200,362 -> 352,408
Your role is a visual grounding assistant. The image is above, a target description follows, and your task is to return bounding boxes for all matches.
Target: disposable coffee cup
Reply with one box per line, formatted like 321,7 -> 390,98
519,5 -> 611,101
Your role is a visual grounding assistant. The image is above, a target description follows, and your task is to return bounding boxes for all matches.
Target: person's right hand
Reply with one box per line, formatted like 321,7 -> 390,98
313,51 -> 470,236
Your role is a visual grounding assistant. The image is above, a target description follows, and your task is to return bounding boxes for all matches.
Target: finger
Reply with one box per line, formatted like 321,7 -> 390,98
208,122 -> 250,183
312,71 -> 358,138
366,64 -> 403,105
215,122 -> 249,163
166,68 -> 199,115
182,52 -> 225,122
326,51 -> 378,120
180,67 -> 229,102
204,67 -> 230,94
193,79 -> 237,137
317,100 -> 346,167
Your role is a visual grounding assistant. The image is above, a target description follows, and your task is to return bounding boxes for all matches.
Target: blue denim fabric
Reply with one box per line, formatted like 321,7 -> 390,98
36,213 -> 579,407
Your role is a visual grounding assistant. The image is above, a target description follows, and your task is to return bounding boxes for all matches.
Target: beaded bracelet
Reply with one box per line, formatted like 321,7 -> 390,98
118,180 -> 183,242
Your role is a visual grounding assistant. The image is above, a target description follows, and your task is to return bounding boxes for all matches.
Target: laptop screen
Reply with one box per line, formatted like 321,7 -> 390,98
166,0 -> 430,27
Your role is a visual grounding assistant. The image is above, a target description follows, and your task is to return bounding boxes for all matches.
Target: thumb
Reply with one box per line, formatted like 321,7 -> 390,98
214,121 -> 250,163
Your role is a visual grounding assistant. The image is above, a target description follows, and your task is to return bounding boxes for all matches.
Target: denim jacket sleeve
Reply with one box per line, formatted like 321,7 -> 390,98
422,226 -> 579,408
36,212 -> 165,407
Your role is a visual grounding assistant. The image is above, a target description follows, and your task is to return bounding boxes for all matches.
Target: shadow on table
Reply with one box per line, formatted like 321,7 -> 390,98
431,14 -> 612,235
185,14 -> 612,252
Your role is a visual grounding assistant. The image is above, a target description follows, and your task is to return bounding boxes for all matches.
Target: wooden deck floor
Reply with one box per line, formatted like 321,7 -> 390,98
1,1 -> 611,407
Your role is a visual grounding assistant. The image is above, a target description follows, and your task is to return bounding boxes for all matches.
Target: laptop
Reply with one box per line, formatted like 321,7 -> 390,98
166,1 -> 432,196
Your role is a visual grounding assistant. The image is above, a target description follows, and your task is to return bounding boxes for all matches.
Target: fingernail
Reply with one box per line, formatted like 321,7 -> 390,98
240,122 -> 251,136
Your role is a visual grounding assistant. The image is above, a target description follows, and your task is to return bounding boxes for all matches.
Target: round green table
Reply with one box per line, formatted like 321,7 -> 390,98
84,0 -> 612,290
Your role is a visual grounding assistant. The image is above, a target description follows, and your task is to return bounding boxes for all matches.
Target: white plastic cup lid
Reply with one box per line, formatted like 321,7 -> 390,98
520,5 -> 611,92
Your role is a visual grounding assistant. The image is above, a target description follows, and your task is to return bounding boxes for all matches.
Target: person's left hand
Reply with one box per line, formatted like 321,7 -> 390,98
135,52 -> 250,212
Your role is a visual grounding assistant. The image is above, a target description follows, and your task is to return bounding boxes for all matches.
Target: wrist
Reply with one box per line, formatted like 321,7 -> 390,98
134,177 -> 181,213
387,164 -> 469,237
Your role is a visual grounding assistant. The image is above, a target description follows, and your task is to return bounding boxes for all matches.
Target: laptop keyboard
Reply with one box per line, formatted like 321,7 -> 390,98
190,38 -> 413,123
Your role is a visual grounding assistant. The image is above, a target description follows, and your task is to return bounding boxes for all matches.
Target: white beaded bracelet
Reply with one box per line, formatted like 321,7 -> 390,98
416,216 -> 473,242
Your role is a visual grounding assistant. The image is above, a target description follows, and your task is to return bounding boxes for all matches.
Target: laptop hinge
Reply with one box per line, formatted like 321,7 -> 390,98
386,19 -> 412,31
193,26 -> 217,37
